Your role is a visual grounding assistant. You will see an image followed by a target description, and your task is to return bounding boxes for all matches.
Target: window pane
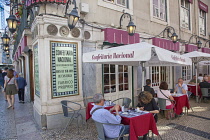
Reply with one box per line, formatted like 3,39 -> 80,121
110,64 -> 115,73
124,84 -> 128,90
124,73 -> 128,83
111,85 -> 116,92
111,74 -> 116,85
124,65 -> 128,72
104,64 -> 109,73
119,73 -> 123,84
104,74 -> 109,85
119,84 -> 123,91
119,65 -> 123,72
104,86 -> 110,93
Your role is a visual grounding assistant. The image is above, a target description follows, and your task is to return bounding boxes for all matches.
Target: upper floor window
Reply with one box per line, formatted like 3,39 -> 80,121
104,0 -> 128,8
180,0 -> 190,30
199,9 -> 206,36
153,0 -> 167,21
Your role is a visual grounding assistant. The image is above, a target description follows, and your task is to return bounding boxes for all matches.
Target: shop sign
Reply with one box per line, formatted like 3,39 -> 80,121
26,0 -> 67,7
51,41 -> 78,98
34,44 -> 40,97
199,1 -> 208,13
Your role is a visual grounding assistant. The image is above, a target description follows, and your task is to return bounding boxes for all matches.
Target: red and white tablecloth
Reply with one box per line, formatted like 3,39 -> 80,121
173,95 -> 190,115
86,102 -> 159,140
121,113 -> 159,140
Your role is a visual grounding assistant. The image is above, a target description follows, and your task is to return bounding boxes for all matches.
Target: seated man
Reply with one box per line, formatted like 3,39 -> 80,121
188,75 -> 200,85
144,79 -> 156,97
199,77 -> 210,88
90,94 -> 129,140
174,78 -> 188,94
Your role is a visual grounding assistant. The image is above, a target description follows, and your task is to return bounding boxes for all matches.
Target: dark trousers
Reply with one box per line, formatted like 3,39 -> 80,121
18,88 -> 25,101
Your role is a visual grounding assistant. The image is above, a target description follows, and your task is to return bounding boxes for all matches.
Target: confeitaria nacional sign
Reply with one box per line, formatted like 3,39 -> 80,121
51,41 -> 78,98
26,0 -> 67,7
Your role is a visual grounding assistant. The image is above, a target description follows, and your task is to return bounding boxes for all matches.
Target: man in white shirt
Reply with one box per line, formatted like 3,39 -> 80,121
174,78 -> 188,94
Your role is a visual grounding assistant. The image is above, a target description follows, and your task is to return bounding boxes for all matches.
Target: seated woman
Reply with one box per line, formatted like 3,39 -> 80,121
137,91 -> 159,140
157,81 -> 175,119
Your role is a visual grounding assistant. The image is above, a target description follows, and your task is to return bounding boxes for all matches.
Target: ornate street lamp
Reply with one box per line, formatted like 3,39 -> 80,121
65,0 -> 80,30
162,26 -> 178,43
3,45 -> 9,51
188,35 -> 202,49
6,15 -> 18,34
119,13 -> 136,36
1,33 -> 10,46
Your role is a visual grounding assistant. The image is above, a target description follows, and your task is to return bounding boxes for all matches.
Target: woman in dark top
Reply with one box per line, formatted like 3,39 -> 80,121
137,91 -> 159,140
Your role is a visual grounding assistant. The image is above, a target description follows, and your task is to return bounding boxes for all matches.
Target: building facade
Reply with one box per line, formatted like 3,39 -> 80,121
11,0 -> 210,128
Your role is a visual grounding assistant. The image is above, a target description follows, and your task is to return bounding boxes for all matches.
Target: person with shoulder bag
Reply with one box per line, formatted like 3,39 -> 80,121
4,69 -> 18,109
157,81 -> 176,119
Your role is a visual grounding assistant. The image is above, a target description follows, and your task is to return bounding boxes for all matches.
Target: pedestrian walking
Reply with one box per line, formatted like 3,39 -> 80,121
2,67 -> 8,101
0,69 -> 4,89
16,73 -> 27,103
4,69 -> 18,109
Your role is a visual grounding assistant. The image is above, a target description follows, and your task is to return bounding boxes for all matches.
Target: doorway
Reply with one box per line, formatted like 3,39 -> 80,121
29,50 -> 34,101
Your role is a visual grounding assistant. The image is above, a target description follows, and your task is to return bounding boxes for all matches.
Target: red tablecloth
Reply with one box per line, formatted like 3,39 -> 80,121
173,95 -> 190,115
121,113 -> 159,140
86,102 -> 113,121
187,85 -> 201,96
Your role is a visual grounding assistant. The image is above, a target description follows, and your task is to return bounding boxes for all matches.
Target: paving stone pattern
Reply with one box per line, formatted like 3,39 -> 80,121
0,91 -> 210,140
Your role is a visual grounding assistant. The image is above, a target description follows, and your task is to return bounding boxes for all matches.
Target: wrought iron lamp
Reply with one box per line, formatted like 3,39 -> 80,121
140,26 -> 178,43
65,0 -> 80,30
188,35 -> 202,49
1,28 -> 10,46
119,12 -> 136,36
6,1 -> 21,34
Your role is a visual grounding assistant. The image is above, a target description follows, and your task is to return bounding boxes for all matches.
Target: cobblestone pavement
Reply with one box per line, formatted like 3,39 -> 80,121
0,91 -> 210,140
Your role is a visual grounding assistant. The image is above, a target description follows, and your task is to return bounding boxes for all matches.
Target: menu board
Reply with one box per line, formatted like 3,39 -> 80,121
51,41 -> 78,97
34,44 -> 40,97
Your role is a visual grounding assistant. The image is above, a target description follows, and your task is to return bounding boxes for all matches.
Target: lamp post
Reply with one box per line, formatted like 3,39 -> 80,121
1,33 -> 10,46
140,26 -> 178,43
65,0 -> 80,30
6,1 -> 23,34
162,26 -> 178,43
188,35 -> 202,49
119,13 -> 136,36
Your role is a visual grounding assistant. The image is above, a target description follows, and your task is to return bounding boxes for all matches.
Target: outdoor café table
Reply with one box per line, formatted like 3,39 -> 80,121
120,111 -> 159,140
86,102 -> 114,121
171,94 -> 190,115
187,84 -> 201,96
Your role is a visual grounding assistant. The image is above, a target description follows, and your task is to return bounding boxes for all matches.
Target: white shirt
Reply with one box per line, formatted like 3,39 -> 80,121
4,76 -> 16,85
157,89 -> 172,106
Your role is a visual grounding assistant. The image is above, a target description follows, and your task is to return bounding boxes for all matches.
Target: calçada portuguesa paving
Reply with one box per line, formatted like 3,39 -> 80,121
0,91 -> 210,140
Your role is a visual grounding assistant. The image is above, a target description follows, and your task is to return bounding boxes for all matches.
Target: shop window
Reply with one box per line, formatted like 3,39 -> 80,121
103,64 -> 129,93
180,0 -> 190,30
118,65 -> 129,91
153,0 -> 167,21
182,66 -> 191,81
150,66 -> 170,87
199,10 -> 206,36
104,64 -> 116,93
104,0 -> 128,8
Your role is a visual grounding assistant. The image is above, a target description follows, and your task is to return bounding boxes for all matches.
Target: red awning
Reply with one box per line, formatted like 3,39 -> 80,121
152,38 -> 179,51
199,1 -> 208,13
188,0 -> 193,4
103,28 -> 140,45
185,44 -> 198,52
202,48 -> 210,54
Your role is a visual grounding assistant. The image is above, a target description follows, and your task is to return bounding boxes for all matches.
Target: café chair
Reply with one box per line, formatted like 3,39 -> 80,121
200,88 -> 210,103
93,119 -> 126,140
157,98 -> 175,120
60,100 -> 84,136
112,98 -> 131,108
185,91 -> 194,114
